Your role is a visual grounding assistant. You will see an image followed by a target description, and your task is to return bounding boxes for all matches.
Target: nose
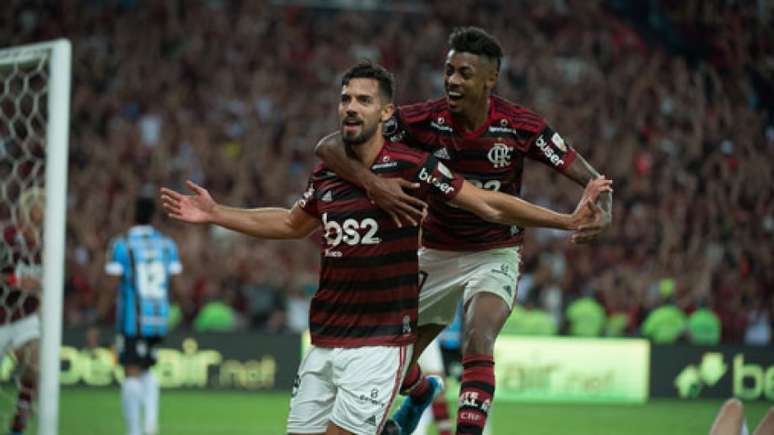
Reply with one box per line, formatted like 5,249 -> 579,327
447,73 -> 462,88
342,99 -> 359,114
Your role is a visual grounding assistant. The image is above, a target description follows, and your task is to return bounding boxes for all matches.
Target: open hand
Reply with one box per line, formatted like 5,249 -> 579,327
365,176 -> 428,227
160,180 -> 217,224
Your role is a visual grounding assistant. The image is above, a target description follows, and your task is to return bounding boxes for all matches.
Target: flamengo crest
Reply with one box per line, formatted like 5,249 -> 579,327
488,142 -> 513,168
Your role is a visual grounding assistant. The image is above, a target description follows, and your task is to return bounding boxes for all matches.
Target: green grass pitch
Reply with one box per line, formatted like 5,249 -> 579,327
54,387 -> 772,435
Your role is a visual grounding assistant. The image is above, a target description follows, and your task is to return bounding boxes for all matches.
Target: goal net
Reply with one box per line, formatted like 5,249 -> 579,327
0,39 -> 70,435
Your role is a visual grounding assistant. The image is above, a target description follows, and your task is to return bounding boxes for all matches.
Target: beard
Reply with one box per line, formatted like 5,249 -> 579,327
341,122 -> 378,146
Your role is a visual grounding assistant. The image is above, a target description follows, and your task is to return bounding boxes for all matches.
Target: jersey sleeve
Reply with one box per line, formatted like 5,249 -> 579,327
414,154 -> 465,202
296,174 -> 319,217
525,125 -> 578,172
165,238 -> 183,275
105,237 -> 128,276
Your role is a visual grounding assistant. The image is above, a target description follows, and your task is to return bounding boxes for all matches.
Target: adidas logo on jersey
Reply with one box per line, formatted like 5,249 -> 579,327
321,191 -> 333,202
365,415 -> 378,426
434,147 -> 450,160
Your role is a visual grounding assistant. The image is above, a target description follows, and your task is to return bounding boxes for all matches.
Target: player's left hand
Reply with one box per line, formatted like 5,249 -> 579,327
572,177 -> 613,244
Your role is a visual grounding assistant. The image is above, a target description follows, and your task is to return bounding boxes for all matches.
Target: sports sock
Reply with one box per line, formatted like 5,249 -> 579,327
10,379 -> 34,433
455,354 -> 495,435
141,371 -> 160,435
432,394 -> 452,435
122,376 -> 143,435
400,364 -> 431,400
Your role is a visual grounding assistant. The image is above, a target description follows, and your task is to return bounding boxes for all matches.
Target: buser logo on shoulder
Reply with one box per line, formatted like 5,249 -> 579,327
418,167 -> 455,194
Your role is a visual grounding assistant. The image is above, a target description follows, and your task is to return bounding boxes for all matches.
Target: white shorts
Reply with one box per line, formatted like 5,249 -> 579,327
418,247 -> 521,326
0,315 -> 40,356
287,344 -> 412,434
417,337 -> 444,374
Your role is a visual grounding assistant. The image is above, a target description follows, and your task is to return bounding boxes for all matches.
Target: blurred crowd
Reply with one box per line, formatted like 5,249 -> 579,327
2,0 -> 772,344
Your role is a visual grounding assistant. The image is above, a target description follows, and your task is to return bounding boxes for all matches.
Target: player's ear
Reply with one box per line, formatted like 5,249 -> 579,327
486,70 -> 498,91
484,63 -> 498,92
381,102 -> 395,122
483,58 -> 500,91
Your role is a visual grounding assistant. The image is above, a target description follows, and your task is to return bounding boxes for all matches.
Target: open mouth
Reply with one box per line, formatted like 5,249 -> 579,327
446,90 -> 464,104
342,118 -> 363,133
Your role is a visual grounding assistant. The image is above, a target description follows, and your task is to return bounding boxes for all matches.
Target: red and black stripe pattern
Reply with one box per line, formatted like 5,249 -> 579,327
298,142 -> 463,348
390,96 -> 578,251
456,354 -> 496,435
0,225 -> 41,324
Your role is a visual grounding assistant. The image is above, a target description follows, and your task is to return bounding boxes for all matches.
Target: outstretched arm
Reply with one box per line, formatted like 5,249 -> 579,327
160,181 -> 319,240
561,153 -> 613,242
451,178 -> 612,235
315,132 -> 427,227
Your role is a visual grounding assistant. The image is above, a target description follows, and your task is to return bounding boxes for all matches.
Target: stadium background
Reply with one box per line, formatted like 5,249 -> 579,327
2,0 -> 773,434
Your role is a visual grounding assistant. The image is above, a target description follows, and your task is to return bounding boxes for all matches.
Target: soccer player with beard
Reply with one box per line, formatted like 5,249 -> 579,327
315,28 -> 613,434
0,187 -> 45,435
161,61 -> 609,435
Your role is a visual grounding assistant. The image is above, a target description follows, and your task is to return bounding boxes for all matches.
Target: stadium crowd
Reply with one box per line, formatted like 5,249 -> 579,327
2,0 -> 772,344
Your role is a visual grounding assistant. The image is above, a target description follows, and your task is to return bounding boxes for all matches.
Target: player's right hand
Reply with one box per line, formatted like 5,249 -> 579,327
570,177 -> 613,240
364,176 -> 428,228
160,180 -> 216,224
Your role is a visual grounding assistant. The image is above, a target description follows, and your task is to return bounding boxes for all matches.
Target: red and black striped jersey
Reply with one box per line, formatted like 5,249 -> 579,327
0,225 -> 41,324
385,95 -> 578,251
298,141 -> 463,348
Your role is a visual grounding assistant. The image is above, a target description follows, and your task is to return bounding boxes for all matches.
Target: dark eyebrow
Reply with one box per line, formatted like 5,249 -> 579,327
340,92 -> 374,101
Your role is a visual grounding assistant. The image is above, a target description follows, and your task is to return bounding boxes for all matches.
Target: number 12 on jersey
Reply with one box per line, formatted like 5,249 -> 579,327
135,261 -> 167,299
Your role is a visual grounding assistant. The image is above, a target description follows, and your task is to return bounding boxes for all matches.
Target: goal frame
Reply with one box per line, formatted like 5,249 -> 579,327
0,38 -> 71,435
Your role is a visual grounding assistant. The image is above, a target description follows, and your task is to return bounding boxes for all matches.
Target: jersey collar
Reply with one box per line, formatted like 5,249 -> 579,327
129,225 -> 155,237
450,96 -> 494,139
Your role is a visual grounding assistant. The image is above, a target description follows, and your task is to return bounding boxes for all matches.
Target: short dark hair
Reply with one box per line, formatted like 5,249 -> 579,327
135,196 -> 155,225
341,61 -> 395,102
448,27 -> 503,71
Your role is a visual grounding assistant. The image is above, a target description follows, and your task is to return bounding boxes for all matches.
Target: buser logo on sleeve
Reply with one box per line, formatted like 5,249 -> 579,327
418,167 -> 455,194
535,135 -> 565,167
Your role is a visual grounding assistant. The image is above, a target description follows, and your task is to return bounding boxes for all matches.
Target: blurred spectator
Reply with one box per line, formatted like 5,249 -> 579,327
744,296 -> 772,346
193,300 -> 238,333
2,0 -> 771,342
687,304 -> 721,345
641,291 -> 689,344
565,295 -> 606,337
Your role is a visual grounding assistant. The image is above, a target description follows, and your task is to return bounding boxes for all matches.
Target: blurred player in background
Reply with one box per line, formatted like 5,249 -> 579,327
101,196 -> 182,435
316,27 -> 613,434
0,187 -> 44,435
161,61 -> 609,435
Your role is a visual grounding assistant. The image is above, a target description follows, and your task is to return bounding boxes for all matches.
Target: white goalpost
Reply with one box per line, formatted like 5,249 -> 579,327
0,39 -> 71,435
